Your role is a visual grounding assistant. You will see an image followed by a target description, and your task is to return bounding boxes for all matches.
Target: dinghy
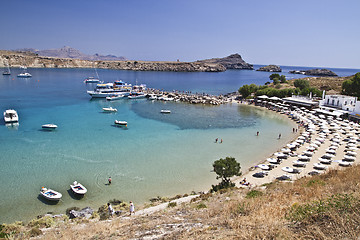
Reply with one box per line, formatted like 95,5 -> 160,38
103,107 -> 117,112
70,181 -> 87,195
40,187 -> 62,201
42,124 -> 58,130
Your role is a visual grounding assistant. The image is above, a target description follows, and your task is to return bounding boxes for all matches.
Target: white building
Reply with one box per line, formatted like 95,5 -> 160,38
319,95 -> 357,112
349,101 -> 360,122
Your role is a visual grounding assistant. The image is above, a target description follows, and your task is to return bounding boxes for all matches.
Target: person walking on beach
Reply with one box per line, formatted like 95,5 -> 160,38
108,177 -> 112,185
108,203 -> 114,217
129,201 -> 135,215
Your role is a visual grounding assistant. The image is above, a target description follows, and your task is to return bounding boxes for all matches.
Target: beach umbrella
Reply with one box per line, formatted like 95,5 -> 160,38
307,146 -> 316,151
257,95 -> 269,99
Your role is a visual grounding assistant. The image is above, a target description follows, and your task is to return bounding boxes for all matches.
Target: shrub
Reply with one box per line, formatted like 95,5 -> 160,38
196,203 -> 207,209
294,79 -> 310,90
28,227 -> 42,237
28,216 -> 55,228
168,202 -> 177,208
246,190 -> 263,199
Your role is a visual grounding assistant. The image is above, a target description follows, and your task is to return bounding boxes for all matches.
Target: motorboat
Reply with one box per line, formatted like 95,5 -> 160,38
103,107 -> 117,112
128,92 -> 146,99
87,82 -> 131,98
298,155 -> 311,161
70,181 -> 87,195
313,163 -> 327,170
40,187 -> 62,201
160,110 -> 171,114
2,62 -> 11,75
42,124 -> 58,130
106,94 -> 125,101
4,109 -> 19,123
84,77 -> 101,83
293,160 -> 307,167
148,94 -> 158,100
114,120 -> 127,126
17,72 -> 32,78
318,158 -> 332,164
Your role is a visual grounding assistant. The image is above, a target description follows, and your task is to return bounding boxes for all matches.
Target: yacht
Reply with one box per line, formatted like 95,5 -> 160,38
87,81 -> 132,98
17,67 -> 32,78
4,109 -> 19,123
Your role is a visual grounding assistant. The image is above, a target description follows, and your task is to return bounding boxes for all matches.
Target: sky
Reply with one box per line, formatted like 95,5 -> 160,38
1,0 -> 359,68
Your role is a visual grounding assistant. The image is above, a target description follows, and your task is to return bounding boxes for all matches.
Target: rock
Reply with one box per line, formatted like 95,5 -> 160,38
69,207 -> 94,219
196,53 -> 253,70
256,65 -> 281,72
289,69 -> 337,77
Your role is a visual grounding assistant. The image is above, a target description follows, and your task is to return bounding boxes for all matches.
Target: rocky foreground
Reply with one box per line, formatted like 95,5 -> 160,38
0,50 -> 225,72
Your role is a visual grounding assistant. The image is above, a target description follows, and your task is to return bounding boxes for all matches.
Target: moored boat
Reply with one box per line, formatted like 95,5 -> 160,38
42,124 -> 58,130
4,109 -> 19,123
106,94 -> 125,101
70,181 -> 87,195
114,120 -> 127,126
160,110 -> 171,114
103,107 -> 117,112
84,77 -> 101,83
40,187 -> 62,201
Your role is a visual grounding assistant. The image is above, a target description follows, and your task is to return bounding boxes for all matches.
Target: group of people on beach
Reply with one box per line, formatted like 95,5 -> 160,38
215,138 -> 223,143
107,177 -> 135,217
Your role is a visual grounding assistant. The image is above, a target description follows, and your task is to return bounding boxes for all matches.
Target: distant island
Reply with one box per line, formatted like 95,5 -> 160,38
289,68 -> 338,77
196,53 -> 253,70
256,65 -> 281,72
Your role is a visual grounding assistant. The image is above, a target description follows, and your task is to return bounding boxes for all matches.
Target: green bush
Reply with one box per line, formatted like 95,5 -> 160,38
168,202 -> 177,208
294,79 -> 310,90
246,190 -> 263,199
196,203 -> 207,209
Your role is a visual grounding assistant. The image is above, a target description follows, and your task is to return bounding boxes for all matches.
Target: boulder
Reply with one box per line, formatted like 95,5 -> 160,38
69,207 -> 94,219
256,65 -> 281,72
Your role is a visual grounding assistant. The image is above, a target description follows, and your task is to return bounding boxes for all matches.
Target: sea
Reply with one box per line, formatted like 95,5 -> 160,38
0,65 -> 359,224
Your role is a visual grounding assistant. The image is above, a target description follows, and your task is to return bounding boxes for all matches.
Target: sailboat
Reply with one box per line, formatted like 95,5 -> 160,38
2,61 -> 11,75
84,65 -> 101,83
17,66 -> 32,78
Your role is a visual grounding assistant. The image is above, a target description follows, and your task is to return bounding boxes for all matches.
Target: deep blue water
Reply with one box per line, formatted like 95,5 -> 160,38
0,66 -> 359,224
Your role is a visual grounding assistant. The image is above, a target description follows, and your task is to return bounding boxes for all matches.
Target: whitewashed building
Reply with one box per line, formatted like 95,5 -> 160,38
319,95 -> 357,112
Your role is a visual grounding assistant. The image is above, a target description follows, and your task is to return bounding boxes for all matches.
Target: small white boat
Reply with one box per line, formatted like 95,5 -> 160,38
128,92 -> 146,99
17,72 -> 32,78
4,109 -> 19,123
114,120 -> 127,126
293,160 -> 307,167
318,158 -> 332,164
42,124 -> 58,130
103,107 -> 117,112
160,110 -> 171,114
70,181 -> 87,195
84,77 -> 101,83
40,187 -> 62,201
106,95 -> 125,101
148,95 -> 157,100
313,163 -> 327,170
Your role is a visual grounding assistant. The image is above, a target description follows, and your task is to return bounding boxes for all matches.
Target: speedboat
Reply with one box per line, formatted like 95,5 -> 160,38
128,92 -> 146,99
106,95 -> 125,101
313,163 -> 327,170
103,107 -> 117,112
17,72 -> 32,78
70,181 -> 87,195
160,110 -> 171,114
114,120 -> 127,126
4,109 -> 19,123
42,124 -> 58,130
84,77 -> 101,83
40,187 -> 62,201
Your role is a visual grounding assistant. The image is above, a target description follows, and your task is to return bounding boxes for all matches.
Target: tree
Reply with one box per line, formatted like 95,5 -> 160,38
342,72 -> 360,98
294,79 -> 310,90
269,73 -> 280,80
280,75 -> 287,83
238,85 -> 251,98
212,157 -> 241,184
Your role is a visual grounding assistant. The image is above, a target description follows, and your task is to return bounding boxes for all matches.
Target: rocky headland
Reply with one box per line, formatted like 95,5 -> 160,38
196,53 -> 254,70
289,68 -> 338,77
0,50 -> 225,72
256,64 -> 281,72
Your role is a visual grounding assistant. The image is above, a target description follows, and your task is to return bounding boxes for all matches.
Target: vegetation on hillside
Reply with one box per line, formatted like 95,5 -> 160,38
342,72 -> 360,98
211,157 -> 241,192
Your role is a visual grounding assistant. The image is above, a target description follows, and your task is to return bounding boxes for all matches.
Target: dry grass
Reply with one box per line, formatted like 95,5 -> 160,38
2,165 -> 360,239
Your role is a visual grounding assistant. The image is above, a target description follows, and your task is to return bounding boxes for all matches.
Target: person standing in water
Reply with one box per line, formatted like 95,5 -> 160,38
108,177 -> 112,185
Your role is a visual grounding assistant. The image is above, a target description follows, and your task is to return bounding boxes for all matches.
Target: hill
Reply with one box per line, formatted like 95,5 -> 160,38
196,53 -> 254,70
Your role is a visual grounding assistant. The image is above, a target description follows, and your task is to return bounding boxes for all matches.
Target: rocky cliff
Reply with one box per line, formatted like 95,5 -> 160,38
196,53 -> 253,70
256,65 -> 281,72
0,50 -> 226,72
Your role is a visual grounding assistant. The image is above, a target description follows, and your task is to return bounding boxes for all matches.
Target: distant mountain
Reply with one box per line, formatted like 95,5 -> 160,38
196,53 -> 253,70
14,46 -> 127,61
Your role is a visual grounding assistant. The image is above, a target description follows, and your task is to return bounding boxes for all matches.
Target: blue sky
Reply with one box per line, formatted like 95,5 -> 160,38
1,0 -> 359,68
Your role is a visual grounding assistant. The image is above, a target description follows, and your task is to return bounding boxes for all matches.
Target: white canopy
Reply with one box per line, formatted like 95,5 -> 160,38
257,95 -> 269,99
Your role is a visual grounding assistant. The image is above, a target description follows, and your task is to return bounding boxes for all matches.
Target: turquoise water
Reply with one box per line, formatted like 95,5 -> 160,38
1,66 -> 358,224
